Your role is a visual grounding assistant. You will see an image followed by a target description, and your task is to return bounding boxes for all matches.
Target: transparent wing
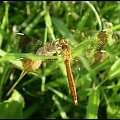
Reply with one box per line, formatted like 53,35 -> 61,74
71,29 -> 114,72
17,33 -> 42,53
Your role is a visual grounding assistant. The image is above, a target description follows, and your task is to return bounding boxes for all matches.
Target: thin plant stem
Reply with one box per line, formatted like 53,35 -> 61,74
6,70 -> 27,97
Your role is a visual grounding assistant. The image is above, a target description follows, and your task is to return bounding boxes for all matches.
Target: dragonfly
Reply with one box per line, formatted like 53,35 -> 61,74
6,33 -> 63,96
6,28 -> 114,105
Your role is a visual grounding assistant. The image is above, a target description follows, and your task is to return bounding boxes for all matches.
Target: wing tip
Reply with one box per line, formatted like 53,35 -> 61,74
16,32 -> 25,36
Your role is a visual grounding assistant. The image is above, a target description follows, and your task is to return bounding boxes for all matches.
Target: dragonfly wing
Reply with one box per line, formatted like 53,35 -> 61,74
17,33 -> 42,53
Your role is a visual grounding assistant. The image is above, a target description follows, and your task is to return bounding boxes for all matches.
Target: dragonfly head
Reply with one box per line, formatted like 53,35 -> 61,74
53,37 -> 68,50
59,38 -> 68,46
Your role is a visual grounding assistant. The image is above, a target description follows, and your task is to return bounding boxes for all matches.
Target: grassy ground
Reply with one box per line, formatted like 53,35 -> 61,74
0,1 -> 120,119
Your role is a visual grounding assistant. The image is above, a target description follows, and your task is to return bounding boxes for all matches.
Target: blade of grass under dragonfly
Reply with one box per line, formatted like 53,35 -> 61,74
6,70 -> 27,97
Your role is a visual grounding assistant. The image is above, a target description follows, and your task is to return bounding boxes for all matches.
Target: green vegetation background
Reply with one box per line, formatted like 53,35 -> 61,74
0,1 -> 120,119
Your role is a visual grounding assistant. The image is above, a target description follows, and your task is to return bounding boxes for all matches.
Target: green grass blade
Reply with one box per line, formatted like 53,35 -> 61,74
52,95 -> 68,119
0,52 -> 60,62
86,87 -> 100,119
24,11 -> 45,34
52,17 -> 77,44
84,1 -> 102,31
43,1 -> 55,40
107,58 -> 120,79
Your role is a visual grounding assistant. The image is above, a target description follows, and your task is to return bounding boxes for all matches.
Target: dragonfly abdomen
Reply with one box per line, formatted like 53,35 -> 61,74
64,59 -> 78,105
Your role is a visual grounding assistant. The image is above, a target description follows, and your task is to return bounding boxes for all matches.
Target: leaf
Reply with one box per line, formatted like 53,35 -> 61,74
0,90 -> 25,119
0,52 -> 60,62
107,58 -> 120,78
86,88 -> 100,119
52,17 -> 77,44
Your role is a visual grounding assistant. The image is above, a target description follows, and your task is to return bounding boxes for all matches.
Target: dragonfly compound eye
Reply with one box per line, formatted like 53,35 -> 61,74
59,38 -> 68,46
